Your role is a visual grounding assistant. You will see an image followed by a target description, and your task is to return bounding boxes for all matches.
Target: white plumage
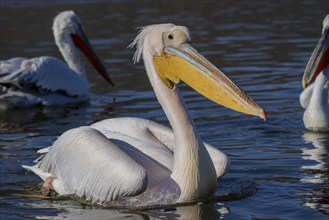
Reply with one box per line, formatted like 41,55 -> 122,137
300,15 -> 329,131
23,23 -> 265,207
0,10 -> 113,109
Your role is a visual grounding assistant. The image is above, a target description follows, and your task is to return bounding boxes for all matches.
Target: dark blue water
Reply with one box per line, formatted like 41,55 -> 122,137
1,0 -> 328,219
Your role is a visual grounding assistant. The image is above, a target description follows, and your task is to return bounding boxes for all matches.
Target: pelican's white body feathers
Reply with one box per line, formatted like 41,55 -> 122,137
300,68 -> 329,130
0,56 -> 89,107
23,117 -> 229,205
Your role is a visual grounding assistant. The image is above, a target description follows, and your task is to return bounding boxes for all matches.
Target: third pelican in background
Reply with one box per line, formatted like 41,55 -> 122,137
300,14 -> 329,131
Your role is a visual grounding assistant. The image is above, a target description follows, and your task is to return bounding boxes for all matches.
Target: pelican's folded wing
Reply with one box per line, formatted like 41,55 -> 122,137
0,57 -> 27,76
0,56 -> 89,96
23,126 -> 148,204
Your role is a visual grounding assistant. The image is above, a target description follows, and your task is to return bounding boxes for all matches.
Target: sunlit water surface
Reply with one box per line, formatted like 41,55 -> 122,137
1,0 -> 328,219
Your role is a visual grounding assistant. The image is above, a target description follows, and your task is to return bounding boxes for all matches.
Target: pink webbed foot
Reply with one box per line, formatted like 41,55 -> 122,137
42,176 -> 56,196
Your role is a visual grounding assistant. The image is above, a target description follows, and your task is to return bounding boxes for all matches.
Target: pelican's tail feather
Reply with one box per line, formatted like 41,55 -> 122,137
22,165 -> 51,181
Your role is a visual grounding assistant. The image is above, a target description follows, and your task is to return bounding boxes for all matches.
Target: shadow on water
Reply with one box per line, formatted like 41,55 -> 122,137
0,93 -> 120,135
13,178 -> 258,219
31,202 -> 224,220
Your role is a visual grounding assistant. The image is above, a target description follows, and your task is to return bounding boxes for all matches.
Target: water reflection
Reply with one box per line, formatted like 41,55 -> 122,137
35,202 -> 226,220
0,104 -> 90,135
301,131 -> 329,214
0,93 -> 118,135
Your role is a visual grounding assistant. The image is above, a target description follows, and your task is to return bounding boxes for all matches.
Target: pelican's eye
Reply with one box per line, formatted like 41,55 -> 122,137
163,29 -> 188,48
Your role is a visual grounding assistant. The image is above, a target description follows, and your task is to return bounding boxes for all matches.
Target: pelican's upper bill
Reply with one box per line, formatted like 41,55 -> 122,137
302,15 -> 329,89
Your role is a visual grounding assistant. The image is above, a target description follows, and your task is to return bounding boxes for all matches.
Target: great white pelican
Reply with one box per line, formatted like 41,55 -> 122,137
23,23 -> 266,207
0,10 -> 113,109
300,14 -> 329,131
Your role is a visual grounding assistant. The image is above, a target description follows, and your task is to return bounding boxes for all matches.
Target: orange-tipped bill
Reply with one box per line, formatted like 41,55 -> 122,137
153,43 -> 266,120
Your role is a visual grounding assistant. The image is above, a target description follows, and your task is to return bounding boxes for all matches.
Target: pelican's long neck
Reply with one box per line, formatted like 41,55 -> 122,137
54,31 -> 87,78
143,49 -> 217,202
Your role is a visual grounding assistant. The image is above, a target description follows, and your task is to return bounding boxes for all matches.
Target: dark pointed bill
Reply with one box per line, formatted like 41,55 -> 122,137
302,27 -> 329,89
71,25 -> 114,86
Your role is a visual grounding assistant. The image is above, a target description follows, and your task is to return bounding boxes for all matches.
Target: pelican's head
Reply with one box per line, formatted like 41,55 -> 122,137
302,14 -> 329,89
53,10 -> 114,86
130,24 -> 266,120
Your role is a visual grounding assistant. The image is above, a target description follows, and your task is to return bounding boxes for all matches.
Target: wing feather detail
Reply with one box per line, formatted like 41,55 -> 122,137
35,127 -> 148,204
1,56 -> 89,96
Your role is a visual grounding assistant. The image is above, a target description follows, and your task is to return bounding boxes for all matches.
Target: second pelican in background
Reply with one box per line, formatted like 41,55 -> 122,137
0,10 -> 114,109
